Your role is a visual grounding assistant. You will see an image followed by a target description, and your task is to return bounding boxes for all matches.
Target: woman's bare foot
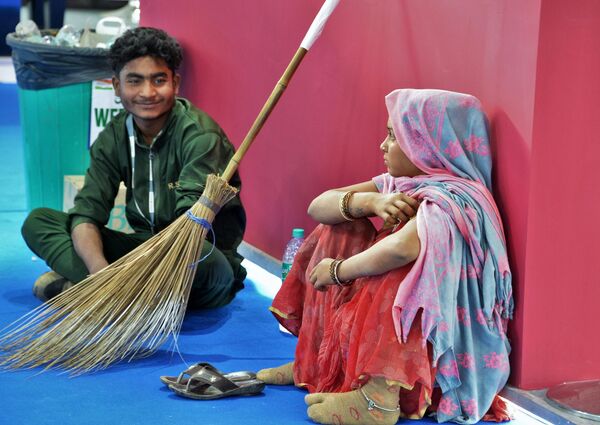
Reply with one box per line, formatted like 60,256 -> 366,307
305,377 -> 400,425
256,361 -> 294,385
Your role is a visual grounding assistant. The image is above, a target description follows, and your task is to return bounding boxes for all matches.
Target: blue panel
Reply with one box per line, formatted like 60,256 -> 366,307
0,2 -> 20,56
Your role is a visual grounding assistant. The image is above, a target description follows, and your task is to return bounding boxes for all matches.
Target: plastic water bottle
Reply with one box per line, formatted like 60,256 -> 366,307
55,25 -> 82,47
280,228 -> 304,335
282,228 -> 305,281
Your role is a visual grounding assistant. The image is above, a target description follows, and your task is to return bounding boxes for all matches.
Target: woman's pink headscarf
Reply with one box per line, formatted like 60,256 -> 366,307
374,89 -> 513,423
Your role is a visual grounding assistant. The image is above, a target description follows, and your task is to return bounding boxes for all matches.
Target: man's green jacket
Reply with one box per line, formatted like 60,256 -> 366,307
69,97 -> 247,285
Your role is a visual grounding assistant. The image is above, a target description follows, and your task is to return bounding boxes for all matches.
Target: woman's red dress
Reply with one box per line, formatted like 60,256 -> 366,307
270,219 -> 510,421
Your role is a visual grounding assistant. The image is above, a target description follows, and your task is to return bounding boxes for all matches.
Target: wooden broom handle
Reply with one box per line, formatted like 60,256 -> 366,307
221,47 -> 308,182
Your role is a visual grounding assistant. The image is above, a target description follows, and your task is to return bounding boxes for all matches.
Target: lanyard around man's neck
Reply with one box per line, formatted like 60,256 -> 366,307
126,115 -> 162,234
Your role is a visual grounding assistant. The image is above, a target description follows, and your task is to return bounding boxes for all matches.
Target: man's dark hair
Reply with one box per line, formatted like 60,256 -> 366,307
108,27 -> 183,76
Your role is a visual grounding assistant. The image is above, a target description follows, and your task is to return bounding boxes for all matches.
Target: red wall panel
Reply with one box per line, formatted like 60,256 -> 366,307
520,0 -> 600,389
140,0 -> 600,388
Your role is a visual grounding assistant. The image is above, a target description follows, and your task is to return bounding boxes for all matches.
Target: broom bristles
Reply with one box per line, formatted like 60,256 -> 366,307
0,174 -> 238,375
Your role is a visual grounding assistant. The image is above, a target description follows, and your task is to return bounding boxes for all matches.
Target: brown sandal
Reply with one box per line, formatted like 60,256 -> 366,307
160,362 -> 256,388
168,363 -> 265,400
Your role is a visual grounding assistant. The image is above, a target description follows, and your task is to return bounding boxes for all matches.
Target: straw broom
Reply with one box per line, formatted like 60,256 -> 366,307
0,0 -> 341,374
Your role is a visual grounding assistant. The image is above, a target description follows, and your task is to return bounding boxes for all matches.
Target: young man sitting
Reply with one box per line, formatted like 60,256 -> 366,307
22,27 -> 246,310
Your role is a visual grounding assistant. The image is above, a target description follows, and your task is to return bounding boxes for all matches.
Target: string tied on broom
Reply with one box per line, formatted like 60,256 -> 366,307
0,0 -> 341,374
185,208 -> 217,266
185,210 -> 215,231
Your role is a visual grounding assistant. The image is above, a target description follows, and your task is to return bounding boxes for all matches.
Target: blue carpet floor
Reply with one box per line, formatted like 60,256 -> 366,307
0,81 -> 543,425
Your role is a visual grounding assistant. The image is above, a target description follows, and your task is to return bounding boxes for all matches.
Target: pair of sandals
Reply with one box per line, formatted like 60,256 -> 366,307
160,362 -> 265,400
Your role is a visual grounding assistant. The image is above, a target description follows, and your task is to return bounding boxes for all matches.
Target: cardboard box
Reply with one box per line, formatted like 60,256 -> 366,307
63,175 -> 133,234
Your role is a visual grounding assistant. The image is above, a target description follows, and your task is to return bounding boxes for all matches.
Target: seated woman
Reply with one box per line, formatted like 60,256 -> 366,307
257,89 -> 513,424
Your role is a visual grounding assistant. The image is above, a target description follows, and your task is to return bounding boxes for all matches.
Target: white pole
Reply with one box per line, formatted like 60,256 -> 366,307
300,0 -> 341,50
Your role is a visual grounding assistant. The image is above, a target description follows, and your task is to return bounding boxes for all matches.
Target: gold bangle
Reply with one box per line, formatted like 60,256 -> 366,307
330,259 -> 352,286
339,192 -> 352,221
329,259 -> 342,285
344,191 -> 356,219
339,191 -> 356,221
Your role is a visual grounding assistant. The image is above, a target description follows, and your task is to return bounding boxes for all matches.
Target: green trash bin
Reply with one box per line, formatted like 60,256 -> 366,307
6,32 -> 113,211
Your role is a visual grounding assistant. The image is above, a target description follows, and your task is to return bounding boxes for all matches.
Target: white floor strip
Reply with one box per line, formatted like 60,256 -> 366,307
242,259 -> 294,334
0,57 -> 17,84
242,258 -> 281,300
504,398 -> 557,424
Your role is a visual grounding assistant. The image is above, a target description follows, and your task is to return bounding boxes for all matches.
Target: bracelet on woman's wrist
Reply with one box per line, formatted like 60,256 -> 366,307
339,191 -> 356,221
329,259 -> 352,287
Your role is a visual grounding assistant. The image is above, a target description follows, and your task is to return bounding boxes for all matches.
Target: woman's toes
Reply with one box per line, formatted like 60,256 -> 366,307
303,388 -> 400,425
307,403 -> 327,423
305,392 -> 326,406
256,362 -> 294,385
256,368 -> 271,381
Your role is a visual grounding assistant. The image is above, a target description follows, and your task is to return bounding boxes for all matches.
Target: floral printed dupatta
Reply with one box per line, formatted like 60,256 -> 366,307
374,89 -> 513,423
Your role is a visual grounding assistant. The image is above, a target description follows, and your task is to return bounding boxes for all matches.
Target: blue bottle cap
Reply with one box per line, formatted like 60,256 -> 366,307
292,228 -> 304,238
